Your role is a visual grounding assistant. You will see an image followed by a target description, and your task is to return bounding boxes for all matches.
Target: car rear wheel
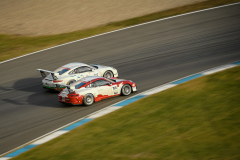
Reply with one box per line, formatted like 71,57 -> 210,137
121,84 -> 132,96
103,71 -> 113,78
83,94 -> 94,106
68,80 -> 76,85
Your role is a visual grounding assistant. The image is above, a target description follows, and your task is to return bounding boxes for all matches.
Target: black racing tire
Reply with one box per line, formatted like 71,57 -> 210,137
121,84 -> 132,96
83,93 -> 94,106
103,70 -> 113,78
67,79 -> 76,85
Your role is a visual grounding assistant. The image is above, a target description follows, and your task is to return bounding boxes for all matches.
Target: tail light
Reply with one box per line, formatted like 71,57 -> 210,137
69,94 -> 79,97
53,80 -> 63,83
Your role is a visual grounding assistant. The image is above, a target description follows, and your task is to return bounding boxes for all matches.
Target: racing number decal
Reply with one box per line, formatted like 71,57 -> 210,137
112,85 -> 118,94
112,86 -> 117,90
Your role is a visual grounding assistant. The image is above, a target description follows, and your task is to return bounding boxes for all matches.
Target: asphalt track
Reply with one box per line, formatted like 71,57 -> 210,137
0,4 -> 240,155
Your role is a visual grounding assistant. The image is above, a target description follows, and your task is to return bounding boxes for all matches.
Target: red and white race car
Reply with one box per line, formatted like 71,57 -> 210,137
58,76 -> 137,105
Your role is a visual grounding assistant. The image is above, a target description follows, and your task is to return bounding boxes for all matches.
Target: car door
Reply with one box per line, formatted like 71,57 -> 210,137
95,80 -> 114,96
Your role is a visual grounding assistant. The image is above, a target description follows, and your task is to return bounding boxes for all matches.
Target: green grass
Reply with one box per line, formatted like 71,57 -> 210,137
1,0 -> 240,62
13,66 -> 240,160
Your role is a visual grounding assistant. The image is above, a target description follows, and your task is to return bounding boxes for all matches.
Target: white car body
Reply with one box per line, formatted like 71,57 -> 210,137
37,62 -> 118,90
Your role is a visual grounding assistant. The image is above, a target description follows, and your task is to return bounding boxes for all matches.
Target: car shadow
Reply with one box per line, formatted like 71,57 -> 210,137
10,77 -> 81,108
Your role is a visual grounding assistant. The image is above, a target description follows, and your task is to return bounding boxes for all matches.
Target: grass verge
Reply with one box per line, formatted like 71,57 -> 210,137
1,0 -> 240,62
13,66 -> 240,160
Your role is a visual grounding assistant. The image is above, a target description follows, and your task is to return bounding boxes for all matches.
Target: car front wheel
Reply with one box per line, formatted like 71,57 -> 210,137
103,71 -> 113,78
121,84 -> 132,96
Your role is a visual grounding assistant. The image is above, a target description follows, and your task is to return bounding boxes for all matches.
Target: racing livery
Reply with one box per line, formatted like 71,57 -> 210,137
37,62 -> 118,90
58,76 -> 137,105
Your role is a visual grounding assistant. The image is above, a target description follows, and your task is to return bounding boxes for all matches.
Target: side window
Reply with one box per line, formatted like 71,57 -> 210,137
95,80 -> 111,86
77,66 -> 92,73
86,82 -> 97,88
69,69 -> 77,74
69,66 -> 92,75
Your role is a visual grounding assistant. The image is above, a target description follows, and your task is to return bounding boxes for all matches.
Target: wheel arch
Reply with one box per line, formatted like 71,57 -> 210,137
67,79 -> 76,85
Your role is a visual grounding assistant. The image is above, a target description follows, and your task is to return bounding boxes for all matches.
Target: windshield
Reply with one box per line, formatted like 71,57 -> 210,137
75,82 -> 86,89
106,78 -> 115,83
54,67 -> 70,75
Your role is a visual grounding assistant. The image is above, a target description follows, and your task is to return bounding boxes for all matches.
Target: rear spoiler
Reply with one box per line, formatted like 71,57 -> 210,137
56,84 -> 74,93
37,69 -> 58,80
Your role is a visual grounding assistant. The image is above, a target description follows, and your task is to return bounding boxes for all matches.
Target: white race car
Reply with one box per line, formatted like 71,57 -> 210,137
58,76 -> 137,105
37,63 -> 118,90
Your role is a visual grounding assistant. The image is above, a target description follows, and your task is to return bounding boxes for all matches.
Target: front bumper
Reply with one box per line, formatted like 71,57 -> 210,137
114,72 -> 119,78
132,86 -> 137,92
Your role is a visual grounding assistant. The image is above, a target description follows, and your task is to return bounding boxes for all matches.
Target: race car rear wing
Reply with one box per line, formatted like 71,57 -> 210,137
37,69 -> 58,80
56,84 -> 74,93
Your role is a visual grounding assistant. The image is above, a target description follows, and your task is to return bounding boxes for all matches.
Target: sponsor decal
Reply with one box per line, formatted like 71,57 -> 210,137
114,92 -> 118,94
94,73 -> 98,76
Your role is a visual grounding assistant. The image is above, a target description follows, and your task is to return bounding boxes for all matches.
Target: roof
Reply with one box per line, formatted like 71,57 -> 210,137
79,76 -> 104,82
62,62 -> 87,69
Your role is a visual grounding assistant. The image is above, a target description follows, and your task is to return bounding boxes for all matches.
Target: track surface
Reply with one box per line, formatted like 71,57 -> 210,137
0,4 -> 240,154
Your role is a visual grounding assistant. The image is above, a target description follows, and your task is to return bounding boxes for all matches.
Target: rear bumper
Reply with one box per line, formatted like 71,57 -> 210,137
43,85 -> 65,91
42,79 -> 65,90
59,96 -> 83,105
59,101 -> 82,105
43,85 -> 57,90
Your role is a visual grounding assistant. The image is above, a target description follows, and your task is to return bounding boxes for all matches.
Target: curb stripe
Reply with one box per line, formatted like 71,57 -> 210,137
232,61 -> 240,65
88,107 -> 122,118
61,119 -> 93,131
202,64 -> 235,75
171,74 -> 203,84
114,95 -> 147,106
0,158 -> 10,160
4,145 -> 38,157
141,84 -> 177,96
32,131 -> 69,145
